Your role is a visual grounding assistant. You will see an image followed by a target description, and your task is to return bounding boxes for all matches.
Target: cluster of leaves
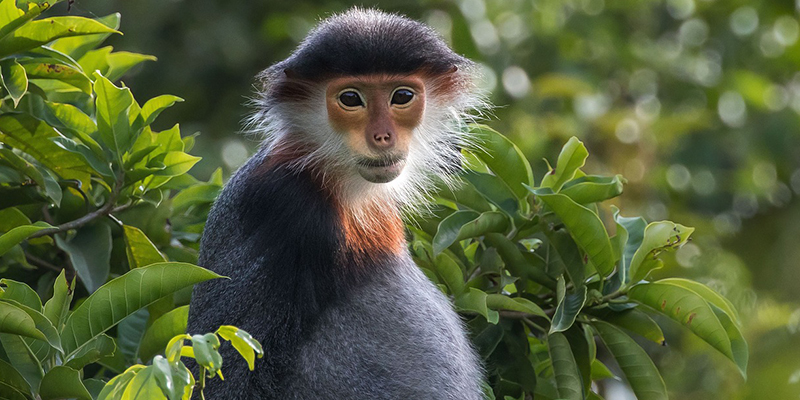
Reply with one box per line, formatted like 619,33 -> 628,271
0,1 -> 260,399
410,126 -> 748,399
98,325 -> 262,400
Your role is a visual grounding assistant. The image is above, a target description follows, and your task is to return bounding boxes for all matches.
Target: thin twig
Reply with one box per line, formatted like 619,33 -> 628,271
28,173 -> 124,239
24,253 -> 61,273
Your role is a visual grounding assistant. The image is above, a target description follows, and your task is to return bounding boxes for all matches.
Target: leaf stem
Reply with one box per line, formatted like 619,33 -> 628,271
522,317 -> 547,333
199,368 -> 207,400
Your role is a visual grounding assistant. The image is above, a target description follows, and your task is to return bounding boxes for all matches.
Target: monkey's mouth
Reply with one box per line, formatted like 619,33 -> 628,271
356,156 -> 406,183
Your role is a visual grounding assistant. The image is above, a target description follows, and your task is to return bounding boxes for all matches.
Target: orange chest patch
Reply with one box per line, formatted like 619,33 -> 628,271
337,203 -> 406,259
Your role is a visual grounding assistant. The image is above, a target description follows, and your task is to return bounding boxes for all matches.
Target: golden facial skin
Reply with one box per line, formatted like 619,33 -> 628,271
325,74 -> 426,183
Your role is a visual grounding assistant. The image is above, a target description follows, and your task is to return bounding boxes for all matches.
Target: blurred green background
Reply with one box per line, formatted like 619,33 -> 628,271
56,0 -> 800,398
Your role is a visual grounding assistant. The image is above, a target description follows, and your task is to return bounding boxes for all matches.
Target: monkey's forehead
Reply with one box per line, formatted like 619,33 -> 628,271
274,8 -> 472,80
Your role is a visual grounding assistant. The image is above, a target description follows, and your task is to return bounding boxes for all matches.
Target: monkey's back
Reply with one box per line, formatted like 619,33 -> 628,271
187,154 -> 483,399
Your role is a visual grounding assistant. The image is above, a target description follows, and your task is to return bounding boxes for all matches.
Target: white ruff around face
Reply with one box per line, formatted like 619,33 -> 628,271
245,73 -> 487,222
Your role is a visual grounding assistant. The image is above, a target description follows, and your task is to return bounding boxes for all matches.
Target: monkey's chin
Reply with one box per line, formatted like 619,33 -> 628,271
357,160 -> 406,184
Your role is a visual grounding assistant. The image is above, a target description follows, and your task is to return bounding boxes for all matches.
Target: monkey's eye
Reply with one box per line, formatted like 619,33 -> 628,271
338,91 -> 364,108
391,88 -> 414,105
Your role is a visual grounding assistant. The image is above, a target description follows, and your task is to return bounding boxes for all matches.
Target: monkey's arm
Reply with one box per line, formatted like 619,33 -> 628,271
187,155 -> 344,398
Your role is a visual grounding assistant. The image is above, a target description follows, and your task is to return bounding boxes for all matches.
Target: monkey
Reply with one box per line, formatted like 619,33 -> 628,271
186,8 -> 486,399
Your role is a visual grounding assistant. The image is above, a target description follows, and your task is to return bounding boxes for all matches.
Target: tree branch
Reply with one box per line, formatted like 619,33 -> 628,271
28,173 -> 124,239
24,253 -> 62,273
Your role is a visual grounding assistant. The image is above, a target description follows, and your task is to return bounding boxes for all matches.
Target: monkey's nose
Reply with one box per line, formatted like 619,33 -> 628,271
371,131 -> 395,148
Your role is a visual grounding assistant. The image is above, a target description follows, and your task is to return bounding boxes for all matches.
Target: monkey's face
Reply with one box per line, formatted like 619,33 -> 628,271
325,75 -> 426,184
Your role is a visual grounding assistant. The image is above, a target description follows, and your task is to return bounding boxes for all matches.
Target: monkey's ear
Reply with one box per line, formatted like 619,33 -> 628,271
284,68 -> 301,79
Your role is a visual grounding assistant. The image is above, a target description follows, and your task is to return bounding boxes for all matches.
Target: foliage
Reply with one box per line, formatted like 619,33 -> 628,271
411,125 -> 747,399
98,326 -> 263,400
0,1 -> 260,399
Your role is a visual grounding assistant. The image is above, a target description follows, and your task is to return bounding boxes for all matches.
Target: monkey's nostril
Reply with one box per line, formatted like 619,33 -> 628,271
373,132 -> 394,145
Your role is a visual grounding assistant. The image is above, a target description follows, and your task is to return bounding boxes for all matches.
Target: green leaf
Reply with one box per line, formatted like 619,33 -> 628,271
21,61 -> 91,94
170,184 -> 220,213
0,16 -> 119,57
50,13 -> 120,59
547,332 -> 585,400
41,102 -> 100,152
434,177 -> 493,212
560,175 -> 625,204
138,306 -> 189,363
0,299 -> 62,354
217,326 -> 264,371
470,124 -> 534,199
150,151 -> 201,177
55,223 -> 112,293
0,58 -> 28,106
93,71 -> 135,158
152,355 -> 192,400
64,333 -> 116,370
611,207 -> 646,287
141,95 -> 184,127
589,307 -> 665,345
124,144 -> 161,170
485,294 -> 548,319
39,366 -> 92,400
0,358 -> 31,398
548,229 -> 586,288
434,253 -> 465,295
0,1 -> 48,43
61,262 -> 222,358
0,147 -> 62,205
534,190 -> 614,277
124,225 -> 167,269
432,210 -> 478,255
463,171 -> 519,217
0,333 -> 43,390
540,136 -> 588,192
0,279 -> 41,311
627,221 -> 694,285
119,365 -> 165,399
51,136 -> 113,177
43,269 -> 75,330
550,276 -> 588,333
564,325 -> 592,395
629,282 -> 735,363
590,359 -> 617,380
455,288 -> 499,324
0,301 -> 46,341
594,321 -> 668,400
657,278 -> 740,325
117,308 -> 149,362
484,233 -> 556,290
192,333 -> 223,374
0,221 -> 53,257
433,210 -> 508,255
22,46 -> 84,71
0,114 -> 93,188
105,51 -> 156,82
710,303 -> 748,378
96,365 -> 144,400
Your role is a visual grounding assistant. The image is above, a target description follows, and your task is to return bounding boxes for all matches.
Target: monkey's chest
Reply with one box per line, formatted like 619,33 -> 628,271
285,258 -> 482,400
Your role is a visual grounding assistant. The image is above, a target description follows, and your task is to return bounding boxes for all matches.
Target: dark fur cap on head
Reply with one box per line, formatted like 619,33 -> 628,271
256,8 -> 475,102
278,8 -> 469,78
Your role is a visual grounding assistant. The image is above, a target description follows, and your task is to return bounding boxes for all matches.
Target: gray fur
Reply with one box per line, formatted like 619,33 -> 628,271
285,257 -> 483,399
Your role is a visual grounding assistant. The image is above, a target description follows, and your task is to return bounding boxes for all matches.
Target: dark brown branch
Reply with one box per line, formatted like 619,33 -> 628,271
28,173 -> 123,239
24,253 -> 62,273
